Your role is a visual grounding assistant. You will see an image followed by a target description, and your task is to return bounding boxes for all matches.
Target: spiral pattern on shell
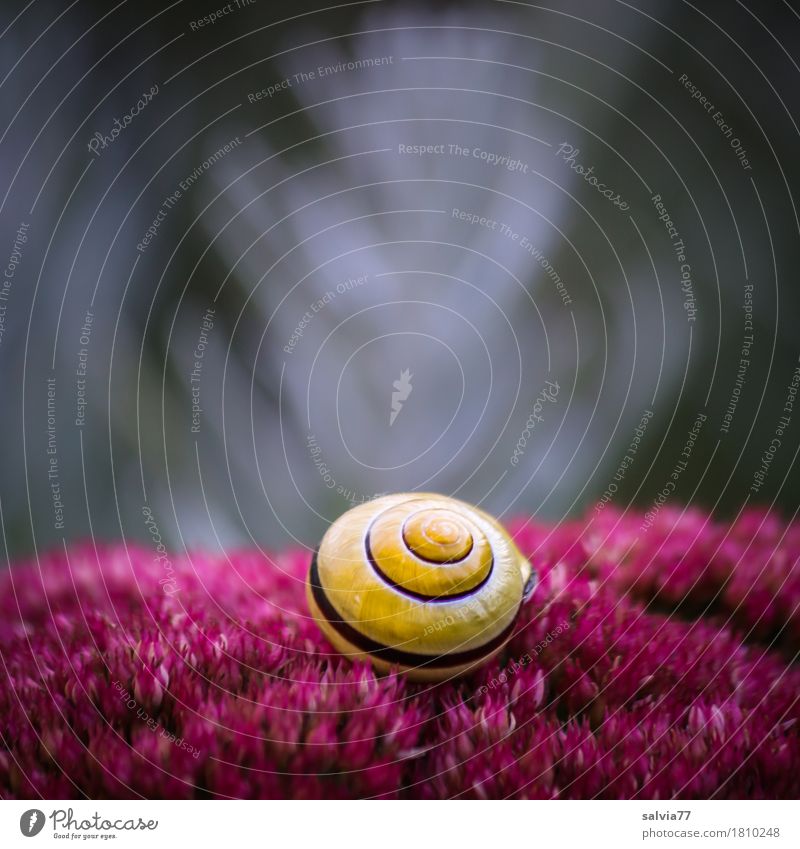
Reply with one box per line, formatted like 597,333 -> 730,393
306,493 -> 535,682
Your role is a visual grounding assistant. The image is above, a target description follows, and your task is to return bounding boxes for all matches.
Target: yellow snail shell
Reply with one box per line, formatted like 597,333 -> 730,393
306,493 -> 535,682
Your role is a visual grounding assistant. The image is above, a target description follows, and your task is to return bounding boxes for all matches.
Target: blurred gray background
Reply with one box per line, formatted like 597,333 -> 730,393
1,0 -> 798,558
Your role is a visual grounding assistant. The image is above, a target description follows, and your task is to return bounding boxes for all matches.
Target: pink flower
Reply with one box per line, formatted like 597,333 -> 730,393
1,507 -> 798,798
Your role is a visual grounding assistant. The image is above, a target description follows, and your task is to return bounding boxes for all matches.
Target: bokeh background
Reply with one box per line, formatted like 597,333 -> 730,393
1,0 -> 799,558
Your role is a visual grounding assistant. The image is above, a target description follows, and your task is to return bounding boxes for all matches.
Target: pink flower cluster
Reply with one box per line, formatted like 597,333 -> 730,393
0,506 -> 798,798
584,507 -> 800,651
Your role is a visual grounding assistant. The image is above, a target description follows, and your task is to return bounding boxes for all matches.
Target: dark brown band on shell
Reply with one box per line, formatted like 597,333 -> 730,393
309,552 -> 519,670
400,509 -> 475,564
365,526 -> 493,602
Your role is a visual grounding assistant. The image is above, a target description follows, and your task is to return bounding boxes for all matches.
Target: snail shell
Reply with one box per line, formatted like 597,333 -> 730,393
306,492 -> 535,682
